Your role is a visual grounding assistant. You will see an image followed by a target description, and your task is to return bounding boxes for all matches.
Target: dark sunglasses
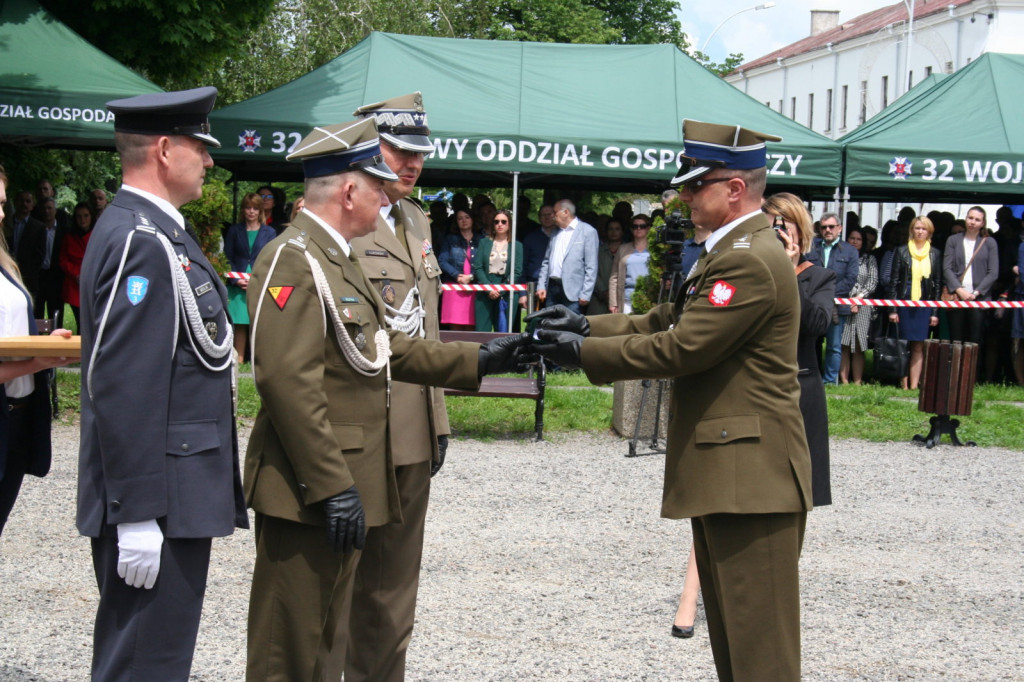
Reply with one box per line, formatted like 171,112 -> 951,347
631,223 -> 649,230
681,177 -> 731,194
494,219 -> 509,224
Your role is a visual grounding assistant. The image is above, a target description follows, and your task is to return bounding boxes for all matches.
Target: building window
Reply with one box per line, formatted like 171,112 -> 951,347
841,85 -> 848,129
859,81 -> 867,124
925,65 -> 933,77
825,88 -> 833,132
808,93 -> 814,129
778,99 -> 783,113
881,75 -> 888,108
908,70 -> 914,89
791,96 -> 797,120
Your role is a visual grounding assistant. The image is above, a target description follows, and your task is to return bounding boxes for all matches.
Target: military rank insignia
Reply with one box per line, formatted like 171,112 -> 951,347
268,286 -> 294,310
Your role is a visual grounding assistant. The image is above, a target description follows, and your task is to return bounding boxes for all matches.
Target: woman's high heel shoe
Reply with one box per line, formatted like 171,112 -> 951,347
671,624 -> 694,639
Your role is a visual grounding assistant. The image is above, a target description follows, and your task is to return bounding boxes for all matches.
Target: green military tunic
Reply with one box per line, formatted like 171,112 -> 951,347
244,210 -> 479,682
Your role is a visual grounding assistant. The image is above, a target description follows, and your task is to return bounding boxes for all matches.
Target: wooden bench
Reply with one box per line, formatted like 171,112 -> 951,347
438,330 -> 546,441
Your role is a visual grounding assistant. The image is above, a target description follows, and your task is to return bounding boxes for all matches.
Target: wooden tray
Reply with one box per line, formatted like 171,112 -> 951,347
0,336 -> 81,357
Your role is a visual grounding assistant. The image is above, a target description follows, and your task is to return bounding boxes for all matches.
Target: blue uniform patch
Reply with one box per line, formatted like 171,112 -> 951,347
126,276 -> 149,305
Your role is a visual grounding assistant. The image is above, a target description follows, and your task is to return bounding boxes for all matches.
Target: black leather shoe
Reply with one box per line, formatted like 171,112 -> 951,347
671,624 -> 695,639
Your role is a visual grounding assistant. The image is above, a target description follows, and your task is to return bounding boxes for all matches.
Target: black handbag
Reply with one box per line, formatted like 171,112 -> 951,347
874,320 -> 909,384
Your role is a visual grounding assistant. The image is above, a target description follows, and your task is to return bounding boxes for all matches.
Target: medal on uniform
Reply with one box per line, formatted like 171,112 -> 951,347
381,279 -> 396,305
355,331 -> 367,351
206,321 -> 218,339
422,239 -> 432,257
178,253 -> 191,271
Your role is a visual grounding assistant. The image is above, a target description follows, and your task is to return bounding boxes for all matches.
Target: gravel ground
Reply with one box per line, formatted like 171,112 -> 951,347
1,421 -> 1022,681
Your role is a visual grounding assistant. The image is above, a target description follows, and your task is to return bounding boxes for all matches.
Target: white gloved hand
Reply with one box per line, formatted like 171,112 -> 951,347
116,519 -> 163,589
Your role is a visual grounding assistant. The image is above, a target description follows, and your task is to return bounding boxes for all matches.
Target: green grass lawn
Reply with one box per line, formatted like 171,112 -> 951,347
55,367 -> 1024,448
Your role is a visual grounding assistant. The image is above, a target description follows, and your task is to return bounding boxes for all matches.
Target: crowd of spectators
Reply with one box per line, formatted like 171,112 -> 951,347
814,205 -> 1024,387
5,179 -> 1022,387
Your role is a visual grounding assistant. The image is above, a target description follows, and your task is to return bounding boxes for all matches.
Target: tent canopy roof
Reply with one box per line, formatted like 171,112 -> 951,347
0,0 -> 162,149
211,32 -> 841,194
841,53 -> 1024,202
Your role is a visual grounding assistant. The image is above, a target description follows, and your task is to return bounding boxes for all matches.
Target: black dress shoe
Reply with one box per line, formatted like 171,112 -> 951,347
671,624 -> 695,639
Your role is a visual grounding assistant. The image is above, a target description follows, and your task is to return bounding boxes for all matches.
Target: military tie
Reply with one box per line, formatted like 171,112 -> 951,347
390,204 -> 410,256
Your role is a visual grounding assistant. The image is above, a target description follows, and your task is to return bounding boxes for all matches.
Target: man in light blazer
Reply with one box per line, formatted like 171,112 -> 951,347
536,198 -> 599,313
529,119 -> 812,681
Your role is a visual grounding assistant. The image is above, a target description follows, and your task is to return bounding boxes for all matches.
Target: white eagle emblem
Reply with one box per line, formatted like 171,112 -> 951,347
709,280 -> 736,307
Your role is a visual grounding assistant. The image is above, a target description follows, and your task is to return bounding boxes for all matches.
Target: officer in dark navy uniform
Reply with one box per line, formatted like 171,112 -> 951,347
77,87 -> 248,682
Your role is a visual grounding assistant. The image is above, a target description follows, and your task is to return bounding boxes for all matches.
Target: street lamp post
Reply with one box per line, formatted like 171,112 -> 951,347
903,0 -> 916,95
701,2 -> 776,56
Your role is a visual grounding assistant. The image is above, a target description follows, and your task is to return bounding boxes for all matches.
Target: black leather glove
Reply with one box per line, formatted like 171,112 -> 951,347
431,435 -> 448,477
525,305 -> 591,336
478,332 -> 531,377
532,328 -> 584,370
323,485 -> 366,554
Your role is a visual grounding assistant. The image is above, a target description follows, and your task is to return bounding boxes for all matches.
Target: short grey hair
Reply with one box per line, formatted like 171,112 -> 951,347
554,199 -> 576,217
114,132 -> 156,170
819,212 -> 841,226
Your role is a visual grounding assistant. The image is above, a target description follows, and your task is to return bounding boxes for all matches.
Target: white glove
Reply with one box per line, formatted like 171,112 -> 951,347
117,519 -> 163,589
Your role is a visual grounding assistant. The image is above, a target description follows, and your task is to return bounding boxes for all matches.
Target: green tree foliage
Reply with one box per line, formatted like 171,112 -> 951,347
39,0 -> 276,89
180,171 -> 233,271
692,51 -> 745,78
207,0 -> 695,103
0,145 -> 120,211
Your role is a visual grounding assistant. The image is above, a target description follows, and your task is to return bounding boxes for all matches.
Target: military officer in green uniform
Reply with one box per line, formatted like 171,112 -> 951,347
243,117 -> 526,682
529,120 -> 813,681
346,92 -> 447,681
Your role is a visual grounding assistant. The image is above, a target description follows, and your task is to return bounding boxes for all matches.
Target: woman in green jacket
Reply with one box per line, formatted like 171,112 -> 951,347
472,209 -> 523,332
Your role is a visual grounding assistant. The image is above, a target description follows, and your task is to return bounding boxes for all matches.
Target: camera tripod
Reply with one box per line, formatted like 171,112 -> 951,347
626,266 -> 686,457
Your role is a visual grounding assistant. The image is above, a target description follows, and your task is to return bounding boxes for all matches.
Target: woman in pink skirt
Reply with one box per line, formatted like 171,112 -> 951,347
439,208 -> 481,329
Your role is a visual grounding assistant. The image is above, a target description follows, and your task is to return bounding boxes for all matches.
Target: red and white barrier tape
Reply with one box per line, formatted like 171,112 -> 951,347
441,284 -> 528,292
224,272 -> 251,281
835,298 -> 1024,308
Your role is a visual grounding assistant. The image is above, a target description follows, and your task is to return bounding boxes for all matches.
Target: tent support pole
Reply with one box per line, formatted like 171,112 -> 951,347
509,171 -> 520,331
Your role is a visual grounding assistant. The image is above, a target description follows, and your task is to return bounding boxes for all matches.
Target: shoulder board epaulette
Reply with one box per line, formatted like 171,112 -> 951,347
732,233 -> 752,249
286,235 -> 308,250
402,197 -> 428,216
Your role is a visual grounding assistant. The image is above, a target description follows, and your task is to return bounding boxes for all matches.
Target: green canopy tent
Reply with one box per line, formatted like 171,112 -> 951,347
210,32 -> 841,195
0,0 -> 162,149
841,53 -> 1024,203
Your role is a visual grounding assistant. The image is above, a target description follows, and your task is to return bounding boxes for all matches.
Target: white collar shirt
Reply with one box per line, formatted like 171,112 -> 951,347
549,217 -> 579,279
302,208 -> 351,257
119,184 -> 185,231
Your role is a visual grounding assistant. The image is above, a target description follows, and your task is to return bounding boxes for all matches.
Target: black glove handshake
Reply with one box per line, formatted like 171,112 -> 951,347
477,332 -> 533,377
323,485 -> 366,554
524,305 -> 588,371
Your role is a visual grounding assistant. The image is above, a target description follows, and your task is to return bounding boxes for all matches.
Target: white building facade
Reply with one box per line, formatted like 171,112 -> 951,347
726,0 -> 1024,224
